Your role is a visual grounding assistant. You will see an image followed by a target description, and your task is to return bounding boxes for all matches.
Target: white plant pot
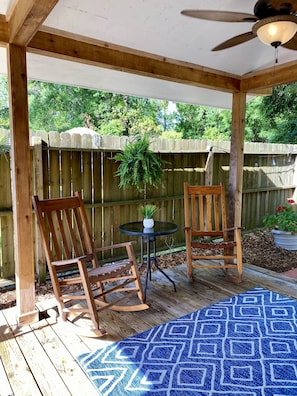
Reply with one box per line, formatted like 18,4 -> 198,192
271,229 -> 297,250
143,218 -> 154,228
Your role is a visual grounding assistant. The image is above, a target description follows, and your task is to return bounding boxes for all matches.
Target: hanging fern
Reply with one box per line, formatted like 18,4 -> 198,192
114,136 -> 166,192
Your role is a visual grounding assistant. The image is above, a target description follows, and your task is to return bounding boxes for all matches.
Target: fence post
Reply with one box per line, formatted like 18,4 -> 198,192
32,137 -> 46,283
0,148 -> 14,278
292,155 -> 297,203
205,145 -> 214,185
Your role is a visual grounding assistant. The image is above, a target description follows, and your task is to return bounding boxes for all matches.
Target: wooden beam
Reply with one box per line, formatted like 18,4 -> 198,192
7,44 -> 38,325
28,29 -> 241,93
0,15 -> 9,44
7,0 -> 58,46
248,88 -> 273,97
241,60 -> 297,92
228,92 -> 246,229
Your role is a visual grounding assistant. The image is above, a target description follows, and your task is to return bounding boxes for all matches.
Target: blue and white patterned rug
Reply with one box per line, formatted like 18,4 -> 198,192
77,287 -> 297,395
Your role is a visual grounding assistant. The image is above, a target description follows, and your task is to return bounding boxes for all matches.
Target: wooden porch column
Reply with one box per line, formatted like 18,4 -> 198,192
7,44 -> 38,324
227,91 -> 246,229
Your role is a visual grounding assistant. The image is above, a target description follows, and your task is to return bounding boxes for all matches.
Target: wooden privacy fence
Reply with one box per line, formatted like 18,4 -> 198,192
0,129 -> 297,280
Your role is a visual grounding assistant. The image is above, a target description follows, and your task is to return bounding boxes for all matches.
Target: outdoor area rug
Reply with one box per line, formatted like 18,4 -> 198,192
77,287 -> 297,395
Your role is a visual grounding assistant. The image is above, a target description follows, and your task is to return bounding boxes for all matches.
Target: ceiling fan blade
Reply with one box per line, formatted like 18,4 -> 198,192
181,10 -> 258,22
281,33 -> 297,50
212,31 -> 257,51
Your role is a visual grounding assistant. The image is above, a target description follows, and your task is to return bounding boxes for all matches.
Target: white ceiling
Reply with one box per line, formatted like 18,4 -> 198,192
1,0 -> 296,109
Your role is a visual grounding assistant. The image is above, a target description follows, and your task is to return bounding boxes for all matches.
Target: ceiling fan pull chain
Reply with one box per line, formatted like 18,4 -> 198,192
275,46 -> 279,64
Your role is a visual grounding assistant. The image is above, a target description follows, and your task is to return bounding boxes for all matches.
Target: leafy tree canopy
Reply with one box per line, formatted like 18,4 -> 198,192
0,75 -> 296,144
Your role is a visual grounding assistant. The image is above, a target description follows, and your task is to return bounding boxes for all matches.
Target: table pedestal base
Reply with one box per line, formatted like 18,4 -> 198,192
141,236 -> 176,301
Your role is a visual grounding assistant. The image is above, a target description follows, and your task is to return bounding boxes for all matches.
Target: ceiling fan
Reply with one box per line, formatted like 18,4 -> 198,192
181,0 -> 297,51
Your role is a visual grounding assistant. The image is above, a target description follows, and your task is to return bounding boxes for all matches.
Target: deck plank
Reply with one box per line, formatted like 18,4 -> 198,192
0,309 -> 42,396
0,356 -> 14,396
1,263 -> 297,395
30,319 -> 99,396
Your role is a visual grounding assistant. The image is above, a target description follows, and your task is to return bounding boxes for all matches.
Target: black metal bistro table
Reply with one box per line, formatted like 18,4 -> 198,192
119,221 -> 178,300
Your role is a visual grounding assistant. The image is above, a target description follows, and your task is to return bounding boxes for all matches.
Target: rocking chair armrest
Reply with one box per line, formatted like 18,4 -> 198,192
94,241 -> 135,253
51,254 -> 93,267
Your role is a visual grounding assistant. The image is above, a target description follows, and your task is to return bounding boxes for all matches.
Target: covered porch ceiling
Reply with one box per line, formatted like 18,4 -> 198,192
0,0 -> 296,109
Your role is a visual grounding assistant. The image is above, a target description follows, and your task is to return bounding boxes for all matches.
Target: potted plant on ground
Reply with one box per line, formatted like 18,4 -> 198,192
263,198 -> 297,250
140,204 -> 158,228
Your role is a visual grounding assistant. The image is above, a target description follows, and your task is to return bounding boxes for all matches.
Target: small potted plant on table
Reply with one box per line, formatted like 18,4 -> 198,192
141,204 -> 158,228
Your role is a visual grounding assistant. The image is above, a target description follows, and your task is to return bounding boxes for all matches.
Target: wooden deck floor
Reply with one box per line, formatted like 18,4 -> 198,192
1,262 -> 297,396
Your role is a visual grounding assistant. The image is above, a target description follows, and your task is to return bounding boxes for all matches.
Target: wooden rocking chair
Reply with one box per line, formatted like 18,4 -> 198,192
32,192 -> 149,336
183,182 -> 243,283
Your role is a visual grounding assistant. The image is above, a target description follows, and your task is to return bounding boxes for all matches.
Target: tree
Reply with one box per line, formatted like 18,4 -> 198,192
245,96 -> 268,142
174,103 -> 232,140
1,74 -> 296,144
258,83 -> 297,143
244,83 -> 297,143
28,81 -> 106,131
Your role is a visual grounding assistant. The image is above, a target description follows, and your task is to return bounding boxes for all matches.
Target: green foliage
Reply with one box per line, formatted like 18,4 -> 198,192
114,136 -> 165,192
98,119 -> 124,135
246,83 -> 297,143
140,204 -> 158,219
160,130 -> 182,139
174,104 -> 232,140
245,97 -> 267,142
263,200 -> 297,233
28,81 -> 99,131
0,76 -> 9,129
129,116 -> 162,137
1,73 -> 296,144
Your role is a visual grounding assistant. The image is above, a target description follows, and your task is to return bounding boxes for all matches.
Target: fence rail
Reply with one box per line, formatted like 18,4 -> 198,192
0,128 -> 296,280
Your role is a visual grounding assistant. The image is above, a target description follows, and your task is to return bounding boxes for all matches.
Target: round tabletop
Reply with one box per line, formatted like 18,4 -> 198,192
119,221 -> 178,237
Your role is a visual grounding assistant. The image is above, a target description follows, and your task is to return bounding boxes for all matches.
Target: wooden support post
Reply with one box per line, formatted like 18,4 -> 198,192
228,92 -> 246,229
7,44 -> 38,325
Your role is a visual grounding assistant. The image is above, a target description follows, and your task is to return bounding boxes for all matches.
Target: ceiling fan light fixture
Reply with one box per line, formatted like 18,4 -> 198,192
253,15 -> 297,47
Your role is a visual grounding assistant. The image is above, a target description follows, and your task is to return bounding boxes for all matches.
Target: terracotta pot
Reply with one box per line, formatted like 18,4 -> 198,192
271,229 -> 297,250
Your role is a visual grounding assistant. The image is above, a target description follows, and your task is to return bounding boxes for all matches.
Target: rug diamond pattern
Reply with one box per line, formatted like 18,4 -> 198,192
78,287 -> 297,395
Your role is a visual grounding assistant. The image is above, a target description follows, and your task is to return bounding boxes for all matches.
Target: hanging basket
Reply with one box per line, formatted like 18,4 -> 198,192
271,229 -> 297,250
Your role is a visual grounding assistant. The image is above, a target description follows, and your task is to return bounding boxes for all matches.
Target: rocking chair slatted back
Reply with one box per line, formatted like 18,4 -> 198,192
34,195 -> 97,269
188,185 -> 226,236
